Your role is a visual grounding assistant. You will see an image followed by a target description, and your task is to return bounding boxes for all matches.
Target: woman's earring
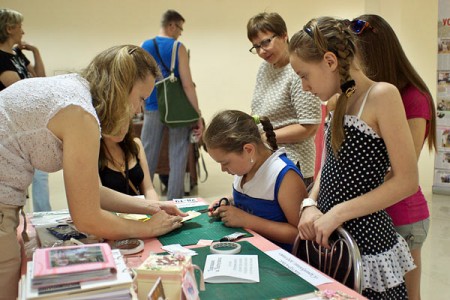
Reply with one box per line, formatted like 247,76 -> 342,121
250,158 -> 254,164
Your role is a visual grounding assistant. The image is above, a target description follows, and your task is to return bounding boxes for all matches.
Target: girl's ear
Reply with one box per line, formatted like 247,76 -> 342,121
242,143 -> 255,156
323,51 -> 338,71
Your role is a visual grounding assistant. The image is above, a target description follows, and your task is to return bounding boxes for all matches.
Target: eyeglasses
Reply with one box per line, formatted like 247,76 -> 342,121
348,19 -> 375,35
175,23 -> 183,32
249,35 -> 277,54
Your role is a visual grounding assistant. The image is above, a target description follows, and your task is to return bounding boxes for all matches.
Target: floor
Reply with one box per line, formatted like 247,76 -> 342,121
26,153 -> 450,299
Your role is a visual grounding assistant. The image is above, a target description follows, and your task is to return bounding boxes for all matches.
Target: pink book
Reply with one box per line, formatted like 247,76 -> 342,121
32,243 -> 117,288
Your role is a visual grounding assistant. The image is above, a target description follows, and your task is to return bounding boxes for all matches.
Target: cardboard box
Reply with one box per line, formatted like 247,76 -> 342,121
136,254 -> 192,300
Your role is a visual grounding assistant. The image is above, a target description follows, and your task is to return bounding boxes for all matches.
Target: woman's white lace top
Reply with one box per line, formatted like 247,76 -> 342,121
0,73 -> 100,206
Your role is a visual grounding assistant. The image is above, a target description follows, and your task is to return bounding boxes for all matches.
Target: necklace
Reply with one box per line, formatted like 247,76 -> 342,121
103,143 -> 126,171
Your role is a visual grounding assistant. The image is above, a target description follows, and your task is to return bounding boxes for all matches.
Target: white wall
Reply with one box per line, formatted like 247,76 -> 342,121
3,0 -> 437,192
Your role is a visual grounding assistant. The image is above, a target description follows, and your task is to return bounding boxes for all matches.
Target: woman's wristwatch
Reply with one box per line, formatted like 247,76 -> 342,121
300,197 -> 317,214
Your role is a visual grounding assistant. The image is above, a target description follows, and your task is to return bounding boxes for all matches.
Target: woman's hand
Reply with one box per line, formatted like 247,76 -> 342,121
146,210 -> 183,236
17,41 -> 38,52
298,206 -> 323,241
159,202 -> 188,217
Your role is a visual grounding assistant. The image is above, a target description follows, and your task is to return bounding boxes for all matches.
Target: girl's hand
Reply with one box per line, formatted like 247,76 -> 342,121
298,206 -> 323,240
216,205 -> 247,228
313,209 -> 342,248
146,210 -> 183,236
207,197 -> 229,217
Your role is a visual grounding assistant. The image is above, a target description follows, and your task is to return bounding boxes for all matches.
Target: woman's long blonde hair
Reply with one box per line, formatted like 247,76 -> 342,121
82,45 -> 160,136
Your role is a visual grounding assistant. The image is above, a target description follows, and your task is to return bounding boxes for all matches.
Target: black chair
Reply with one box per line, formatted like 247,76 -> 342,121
291,226 -> 363,293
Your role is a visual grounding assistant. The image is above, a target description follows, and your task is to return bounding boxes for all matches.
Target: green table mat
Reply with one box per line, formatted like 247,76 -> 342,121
192,241 -> 317,300
158,206 -> 252,246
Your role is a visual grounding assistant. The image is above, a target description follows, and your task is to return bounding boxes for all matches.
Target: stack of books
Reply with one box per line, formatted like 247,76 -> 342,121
18,243 -> 133,299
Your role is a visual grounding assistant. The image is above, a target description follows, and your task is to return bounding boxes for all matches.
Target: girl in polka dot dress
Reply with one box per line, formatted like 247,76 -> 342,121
289,17 -> 416,299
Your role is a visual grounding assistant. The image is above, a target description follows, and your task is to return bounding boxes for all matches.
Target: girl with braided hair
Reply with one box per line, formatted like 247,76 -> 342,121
203,110 -> 306,251
289,17 -> 417,299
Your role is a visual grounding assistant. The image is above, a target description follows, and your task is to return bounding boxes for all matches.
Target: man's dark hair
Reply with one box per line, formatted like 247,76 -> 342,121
161,9 -> 185,27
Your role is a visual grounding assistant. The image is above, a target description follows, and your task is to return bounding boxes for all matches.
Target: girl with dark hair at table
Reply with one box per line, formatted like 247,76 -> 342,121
203,110 -> 307,252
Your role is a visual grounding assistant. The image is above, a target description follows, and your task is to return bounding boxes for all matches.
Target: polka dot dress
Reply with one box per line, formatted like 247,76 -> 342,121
319,115 -> 415,300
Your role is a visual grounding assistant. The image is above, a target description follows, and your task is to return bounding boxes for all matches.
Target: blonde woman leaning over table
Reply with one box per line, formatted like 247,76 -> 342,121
290,17 -> 417,299
204,110 -> 307,252
0,45 -> 186,300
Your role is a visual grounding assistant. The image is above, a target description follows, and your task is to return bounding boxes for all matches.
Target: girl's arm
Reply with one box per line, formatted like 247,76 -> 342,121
134,137 -> 160,201
407,118 -> 427,159
384,117 -> 426,182
314,83 -> 418,247
298,171 -> 323,240
218,170 -> 304,244
48,105 -> 183,240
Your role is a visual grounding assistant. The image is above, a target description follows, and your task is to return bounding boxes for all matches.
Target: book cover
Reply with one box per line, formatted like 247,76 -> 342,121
32,243 -> 116,288
26,249 -> 132,299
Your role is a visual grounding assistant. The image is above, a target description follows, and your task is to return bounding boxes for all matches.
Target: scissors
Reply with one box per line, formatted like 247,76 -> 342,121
198,197 -> 230,214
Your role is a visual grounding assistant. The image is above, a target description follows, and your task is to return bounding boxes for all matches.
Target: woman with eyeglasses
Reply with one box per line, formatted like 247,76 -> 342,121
247,12 -> 322,188
0,45 -> 186,299
353,14 -> 436,300
290,17 -> 417,299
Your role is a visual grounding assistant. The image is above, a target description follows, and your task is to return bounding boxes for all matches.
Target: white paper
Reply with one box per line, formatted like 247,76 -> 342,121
30,209 -> 71,226
173,198 -> 206,209
203,255 -> 259,283
181,211 -> 201,222
265,249 -> 332,286
161,244 -> 198,256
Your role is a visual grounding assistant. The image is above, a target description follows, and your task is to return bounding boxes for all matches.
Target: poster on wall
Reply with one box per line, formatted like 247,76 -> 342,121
434,0 -> 450,194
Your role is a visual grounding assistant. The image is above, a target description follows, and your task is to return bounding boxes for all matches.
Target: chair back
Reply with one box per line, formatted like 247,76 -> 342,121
291,227 -> 363,293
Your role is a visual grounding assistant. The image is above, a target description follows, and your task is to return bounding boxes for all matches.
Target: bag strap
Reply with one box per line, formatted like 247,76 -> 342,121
195,144 -> 208,183
169,41 -> 178,73
121,161 -> 140,196
152,38 -> 170,74
153,39 -> 179,82
198,148 -> 208,183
